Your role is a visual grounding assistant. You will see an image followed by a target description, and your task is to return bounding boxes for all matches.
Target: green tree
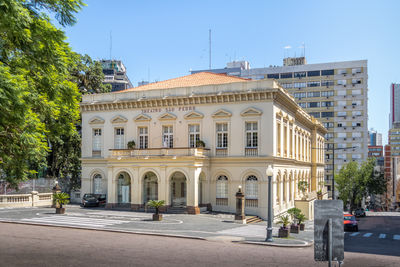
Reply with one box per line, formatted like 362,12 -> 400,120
0,0 -> 84,188
336,158 -> 385,213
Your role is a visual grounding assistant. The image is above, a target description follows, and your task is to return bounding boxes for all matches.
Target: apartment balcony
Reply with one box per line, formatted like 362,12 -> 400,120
109,147 -> 210,159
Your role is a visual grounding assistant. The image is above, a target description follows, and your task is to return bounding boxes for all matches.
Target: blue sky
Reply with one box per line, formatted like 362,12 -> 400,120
64,0 -> 400,144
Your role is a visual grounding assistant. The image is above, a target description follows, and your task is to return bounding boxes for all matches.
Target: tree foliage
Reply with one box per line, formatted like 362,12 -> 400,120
0,0 -> 84,188
336,158 -> 386,212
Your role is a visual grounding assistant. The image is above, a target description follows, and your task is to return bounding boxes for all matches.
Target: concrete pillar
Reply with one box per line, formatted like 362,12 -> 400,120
131,167 -> 140,210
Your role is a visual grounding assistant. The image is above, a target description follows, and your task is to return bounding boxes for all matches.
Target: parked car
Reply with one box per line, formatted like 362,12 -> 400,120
81,194 -> 106,207
343,214 -> 358,231
354,208 -> 366,217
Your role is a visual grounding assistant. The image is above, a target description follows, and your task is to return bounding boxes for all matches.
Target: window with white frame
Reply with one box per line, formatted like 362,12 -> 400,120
92,129 -> 102,151
138,126 -> 148,149
245,122 -> 258,148
245,175 -> 258,199
114,128 -> 125,149
216,175 -> 228,198
162,126 -> 173,148
188,124 -> 200,148
216,123 -> 228,148
93,174 -> 102,194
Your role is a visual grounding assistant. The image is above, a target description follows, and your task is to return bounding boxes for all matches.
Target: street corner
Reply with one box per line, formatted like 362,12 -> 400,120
240,238 -> 314,248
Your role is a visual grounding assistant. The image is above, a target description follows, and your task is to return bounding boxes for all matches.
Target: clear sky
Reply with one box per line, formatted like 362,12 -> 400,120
63,0 -> 400,144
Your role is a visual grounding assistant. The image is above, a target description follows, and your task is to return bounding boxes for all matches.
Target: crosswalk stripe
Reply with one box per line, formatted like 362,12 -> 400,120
379,234 -> 386,239
350,232 -> 360,236
394,235 -> 400,240
363,233 -> 372,237
22,216 -> 128,228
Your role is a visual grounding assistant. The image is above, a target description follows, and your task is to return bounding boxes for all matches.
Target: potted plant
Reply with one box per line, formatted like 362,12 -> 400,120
276,215 -> 291,238
127,140 -> 136,149
298,181 -> 308,200
287,208 -> 301,233
147,200 -> 165,221
53,192 -> 70,214
196,140 -> 205,148
297,213 -> 307,231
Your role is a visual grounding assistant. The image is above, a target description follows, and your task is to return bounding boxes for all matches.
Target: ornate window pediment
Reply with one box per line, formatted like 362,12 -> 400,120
159,112 -> 177,121
111,115 -> 128,124
184,111 -> 204,120
240,107 -> 263,117
212,109 -> 232,118
89,116 -> 105,124
134,113 -> 152,122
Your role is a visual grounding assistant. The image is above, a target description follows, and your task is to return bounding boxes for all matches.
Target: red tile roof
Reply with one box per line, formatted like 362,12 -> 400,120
119,72 -> 250,92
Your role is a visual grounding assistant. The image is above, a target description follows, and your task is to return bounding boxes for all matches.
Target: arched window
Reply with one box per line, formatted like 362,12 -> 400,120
93,174 -> 102,194
216,175 -> 228,206
245,175 -> 258,199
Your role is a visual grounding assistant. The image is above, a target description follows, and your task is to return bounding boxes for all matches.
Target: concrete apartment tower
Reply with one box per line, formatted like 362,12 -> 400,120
192,57 -> 368,196
101,60 -> 133,92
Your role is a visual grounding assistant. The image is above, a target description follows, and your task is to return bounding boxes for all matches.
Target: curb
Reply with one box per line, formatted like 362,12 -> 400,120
0,219 -> 314,248
239,239 -> 313,248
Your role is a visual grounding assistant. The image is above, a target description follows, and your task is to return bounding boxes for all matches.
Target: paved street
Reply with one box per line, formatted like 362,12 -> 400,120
1,223 -> 400,267
344,212 -> 400,257
0,205 -> 314,245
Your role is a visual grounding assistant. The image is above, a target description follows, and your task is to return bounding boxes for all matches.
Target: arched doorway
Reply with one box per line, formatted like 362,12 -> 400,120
93,174 -> 102,194
170,172 -> 187,207
117,172 -> 131,206
143,172 -> 158,204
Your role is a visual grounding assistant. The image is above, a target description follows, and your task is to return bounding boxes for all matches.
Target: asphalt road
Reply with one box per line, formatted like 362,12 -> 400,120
344,214 -> 400,257
1,223 -> 399,267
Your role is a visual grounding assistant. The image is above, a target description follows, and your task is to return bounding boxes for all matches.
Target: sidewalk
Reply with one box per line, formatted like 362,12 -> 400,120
0,205 -> 313,247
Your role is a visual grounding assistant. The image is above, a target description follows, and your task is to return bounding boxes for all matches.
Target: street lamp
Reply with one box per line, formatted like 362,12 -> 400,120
266,165 -> 274,242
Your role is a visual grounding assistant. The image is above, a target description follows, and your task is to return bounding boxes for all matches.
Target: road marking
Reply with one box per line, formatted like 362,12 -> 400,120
393,235 -> 400,240
350,232 -> 360,236
22,216 -> 129,228
379,234 -> 386,239
363,233 -> 372,237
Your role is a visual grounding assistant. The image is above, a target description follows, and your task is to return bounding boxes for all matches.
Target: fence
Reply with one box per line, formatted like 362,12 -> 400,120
0,192 -> 53,208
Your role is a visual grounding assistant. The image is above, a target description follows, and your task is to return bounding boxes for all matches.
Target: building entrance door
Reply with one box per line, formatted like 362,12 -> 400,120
170,172 -> 187,207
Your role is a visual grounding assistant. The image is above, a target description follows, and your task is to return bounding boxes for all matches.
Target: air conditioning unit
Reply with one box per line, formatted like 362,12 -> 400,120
344,138 -> 347,140
352,116 -> 355,119
344,127 -> 346,129
344,160 -> 347,162
352,127 -> 355,130
344,106 -> 346,109
344,85 -> 346,87
352,106 -> 355,109
326,96 -> 329,98
353,138 -> 356,140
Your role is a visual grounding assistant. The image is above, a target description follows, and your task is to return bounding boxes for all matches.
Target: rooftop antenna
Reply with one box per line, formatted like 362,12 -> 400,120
109,30 -> 112,60
209,29 -> 211,70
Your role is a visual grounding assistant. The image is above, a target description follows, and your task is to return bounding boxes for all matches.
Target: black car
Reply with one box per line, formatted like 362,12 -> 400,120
81,194 -> 106,207
354,208 -> 366,217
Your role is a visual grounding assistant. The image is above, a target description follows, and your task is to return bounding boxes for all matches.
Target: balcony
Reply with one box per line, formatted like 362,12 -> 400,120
245,148 -> 258,156
110,147 -> 210,159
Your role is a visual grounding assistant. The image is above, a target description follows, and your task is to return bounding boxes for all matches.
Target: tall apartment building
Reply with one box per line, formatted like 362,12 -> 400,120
369,129 -> 382,146
389,83 -> 400,128
388,124 -> 400,209
192,57 -> 368,193
101,60 -> 133,92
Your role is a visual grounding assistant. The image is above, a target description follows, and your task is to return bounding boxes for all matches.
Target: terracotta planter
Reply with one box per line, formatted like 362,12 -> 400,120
300,223 -> 305,231
278,227 -> 290,238
56,207 -> 65,214
153,214 -> 163,221
290,224 -> 300,234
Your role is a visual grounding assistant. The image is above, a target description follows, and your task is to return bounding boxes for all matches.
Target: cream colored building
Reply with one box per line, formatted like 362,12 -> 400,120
80,72 -> 327,219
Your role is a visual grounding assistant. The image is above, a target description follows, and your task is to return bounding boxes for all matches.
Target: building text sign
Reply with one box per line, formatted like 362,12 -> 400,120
142,106 -> 196,113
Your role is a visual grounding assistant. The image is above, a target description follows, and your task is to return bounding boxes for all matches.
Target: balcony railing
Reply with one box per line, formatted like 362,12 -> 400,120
216,198 -> 228,206
215,148 -> 228,157
245,148 -> 258,156
110,147 -> 210,159
245,198 -> 258,208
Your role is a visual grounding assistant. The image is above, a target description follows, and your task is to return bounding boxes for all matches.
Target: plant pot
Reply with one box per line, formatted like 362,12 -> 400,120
152,214 -> 162,221
56,207 -> 65,214
290,224 -> 300,234
278,227 -> 290,238
317,194 -> 323,200
299,223 -> 305,231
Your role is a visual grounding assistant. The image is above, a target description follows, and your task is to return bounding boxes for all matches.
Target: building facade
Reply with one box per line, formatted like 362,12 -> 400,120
369,129 -> 382,146
80,72 -> 326,219
390,83 -> 400,129
192,58 -> 368,195
101,60 -> 133,92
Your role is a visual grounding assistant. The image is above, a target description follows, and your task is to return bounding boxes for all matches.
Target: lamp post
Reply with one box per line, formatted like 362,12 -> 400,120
266,165 -> 274,242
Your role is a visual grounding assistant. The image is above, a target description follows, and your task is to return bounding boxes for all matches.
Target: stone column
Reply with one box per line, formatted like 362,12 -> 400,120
186,167 -> 200,215
131,166 -> 140,210
106,167 -> 114,209
31,191 -> 38,207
